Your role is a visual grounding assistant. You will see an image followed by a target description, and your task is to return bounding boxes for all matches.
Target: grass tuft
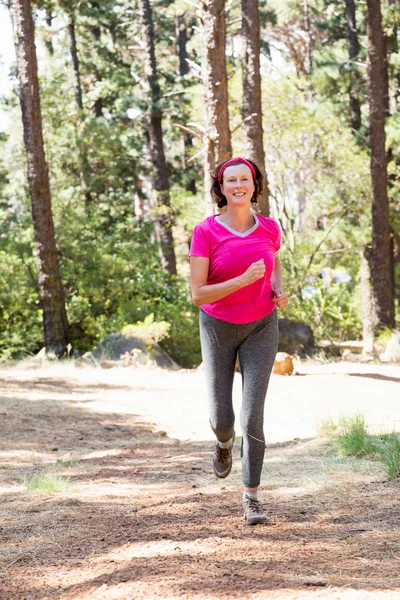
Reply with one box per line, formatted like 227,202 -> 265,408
24,473 -> 70,493
319,414 -> 400,479
379,433 -> 400,479
335,414 -> 377,457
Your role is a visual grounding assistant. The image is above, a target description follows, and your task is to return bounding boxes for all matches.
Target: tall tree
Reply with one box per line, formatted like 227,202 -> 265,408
68,17 -> 83,111
13,0 -> 70,355
138,0 -> 177,276
364,0 -> 395,333
198,0 -> 232,209
176,12 -> 196,195
345,0 -> 362,132
66,14 -> 93,207
241,0 -> 269,216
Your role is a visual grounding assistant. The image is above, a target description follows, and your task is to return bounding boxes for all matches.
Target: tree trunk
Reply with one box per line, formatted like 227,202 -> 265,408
44,8 -> 54,55
13,0 -> 70,355
365,0 -> 395,330
89,1 -> 104,118
361,246 -> 378,354
241,0 -> 269,216
176,13 -> 196,195
68,17 -> 93,207
198,0 -> 232,211
68,19 -> 83,111
345,0 -> 362,132
303,0 -> 313,78
138,0 -> 177,276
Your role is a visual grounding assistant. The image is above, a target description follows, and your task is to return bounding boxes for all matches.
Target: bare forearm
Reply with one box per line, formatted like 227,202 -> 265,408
192,276 -> 245,306
271,257 -> 284,294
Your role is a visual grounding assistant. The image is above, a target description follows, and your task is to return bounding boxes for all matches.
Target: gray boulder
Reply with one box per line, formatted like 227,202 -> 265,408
278,319 -> 315,355
89,333 -> 179,369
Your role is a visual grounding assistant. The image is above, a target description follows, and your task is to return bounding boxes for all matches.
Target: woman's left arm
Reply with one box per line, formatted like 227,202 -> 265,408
271,255 -> 289,309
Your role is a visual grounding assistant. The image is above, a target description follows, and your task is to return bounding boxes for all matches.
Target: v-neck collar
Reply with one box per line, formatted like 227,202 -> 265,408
215,213 -> 259,237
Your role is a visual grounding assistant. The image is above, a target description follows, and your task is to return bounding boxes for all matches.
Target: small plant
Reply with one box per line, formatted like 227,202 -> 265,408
336,414 -> 377,457
379,433 -> 400,479
122,313 -> 171,345
55,459 -> 74,468
319,414 -> 400,479
24,473 -> 70,493
122,313 -> 171,353
317,417 -> 339,438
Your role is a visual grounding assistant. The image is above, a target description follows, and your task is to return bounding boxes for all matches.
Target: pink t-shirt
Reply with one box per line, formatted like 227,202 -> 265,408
189,213 -> 281,324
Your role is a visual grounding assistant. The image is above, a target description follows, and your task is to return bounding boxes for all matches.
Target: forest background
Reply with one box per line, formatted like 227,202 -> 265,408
0,0 -> 399,368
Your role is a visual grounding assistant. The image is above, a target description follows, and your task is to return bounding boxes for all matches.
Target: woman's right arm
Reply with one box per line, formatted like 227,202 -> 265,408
190,256 -> 266,307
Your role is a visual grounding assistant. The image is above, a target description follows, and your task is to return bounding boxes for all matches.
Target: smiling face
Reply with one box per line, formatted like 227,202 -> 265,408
220,164 -> 255,207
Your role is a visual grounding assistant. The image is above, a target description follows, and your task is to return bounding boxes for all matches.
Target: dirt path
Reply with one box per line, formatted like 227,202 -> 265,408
0,361 -> 399,599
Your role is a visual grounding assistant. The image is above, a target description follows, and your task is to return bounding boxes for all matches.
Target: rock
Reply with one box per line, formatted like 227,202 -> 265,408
380,332 -> 400,363
273,352 -> 294,375
278,319 -> 315,355
90,333 -> 179,369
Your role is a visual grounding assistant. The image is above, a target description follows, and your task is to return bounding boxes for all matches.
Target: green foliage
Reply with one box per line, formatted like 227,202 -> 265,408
123,313 -> 171,348
282,279 -> 362,342
1,0 -> 398,364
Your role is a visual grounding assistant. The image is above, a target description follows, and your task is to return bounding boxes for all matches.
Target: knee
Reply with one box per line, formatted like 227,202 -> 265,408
210,421 -> 234,443
241,416 -> 264,441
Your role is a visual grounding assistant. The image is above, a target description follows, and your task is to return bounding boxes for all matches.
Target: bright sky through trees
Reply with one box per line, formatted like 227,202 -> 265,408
0,6 -> 15,131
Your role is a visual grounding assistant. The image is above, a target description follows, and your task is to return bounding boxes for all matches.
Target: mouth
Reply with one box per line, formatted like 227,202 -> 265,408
233,192 -> 246,197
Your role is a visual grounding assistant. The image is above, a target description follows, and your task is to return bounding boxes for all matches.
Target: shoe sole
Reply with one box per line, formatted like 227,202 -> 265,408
244,514 -> 266,526
213,462 -> 232,478
213,433 -> 235,479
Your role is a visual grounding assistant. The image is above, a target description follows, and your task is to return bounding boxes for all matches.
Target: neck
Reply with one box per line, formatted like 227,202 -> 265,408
220,207 -> 255,232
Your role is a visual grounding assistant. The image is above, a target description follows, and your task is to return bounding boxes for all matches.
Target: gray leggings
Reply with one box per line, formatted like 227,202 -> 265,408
199,308 -> 278,488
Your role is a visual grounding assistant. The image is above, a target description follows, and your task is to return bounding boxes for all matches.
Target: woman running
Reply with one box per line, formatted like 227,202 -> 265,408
189,157 -> 288,525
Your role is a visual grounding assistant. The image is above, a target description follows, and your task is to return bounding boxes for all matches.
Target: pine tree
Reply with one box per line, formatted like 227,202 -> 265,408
365,0 -> 395,332
138,0 -> 177,276
13,0 -> 70,355
198,0 -> 232,209
241,0 -> 269,216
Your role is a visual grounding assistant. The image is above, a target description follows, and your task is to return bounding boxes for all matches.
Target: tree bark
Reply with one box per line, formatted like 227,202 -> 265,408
138,0 -> 177,276
365,0 -> 395,330
89,1 -> 104,118
176,13 -> 196,195
68,17 -> 93,207
198,0 -> 232,210
241,0 -> 269,216
68,19 -> 83,111
345,0 -> 362,132
13,0 -> 70,355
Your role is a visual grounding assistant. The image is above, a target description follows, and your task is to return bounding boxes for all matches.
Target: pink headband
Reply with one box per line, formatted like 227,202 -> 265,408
217,157 -> 257,186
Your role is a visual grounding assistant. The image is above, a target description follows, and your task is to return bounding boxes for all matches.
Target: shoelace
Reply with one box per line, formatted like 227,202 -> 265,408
214,445 -> 231,465
244,496 -> 263,514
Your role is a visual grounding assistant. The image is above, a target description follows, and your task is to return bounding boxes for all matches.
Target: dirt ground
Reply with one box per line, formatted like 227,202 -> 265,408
0,360 -> 400,600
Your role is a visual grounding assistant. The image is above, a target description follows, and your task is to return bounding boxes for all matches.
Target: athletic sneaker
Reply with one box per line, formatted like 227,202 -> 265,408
243,494 -> 266,525
212,433 -> 235,478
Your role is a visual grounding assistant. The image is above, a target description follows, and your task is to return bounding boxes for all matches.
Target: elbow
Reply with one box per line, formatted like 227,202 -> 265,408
191,291 -> 203,307
193,296 -> 202,307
